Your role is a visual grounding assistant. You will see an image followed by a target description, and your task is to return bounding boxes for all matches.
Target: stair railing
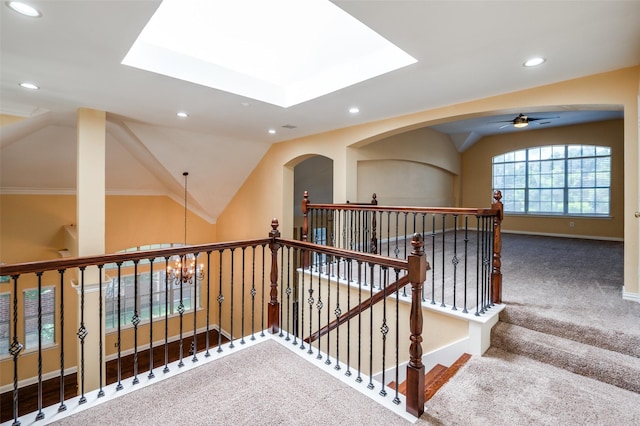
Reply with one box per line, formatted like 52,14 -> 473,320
301,190 -> 504,310
1,219 -> 430,422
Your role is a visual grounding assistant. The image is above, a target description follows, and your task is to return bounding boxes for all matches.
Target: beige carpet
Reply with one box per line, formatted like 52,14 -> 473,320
48,336 -> 640,426
24,234 -> 640,425
51,339 -> 413,426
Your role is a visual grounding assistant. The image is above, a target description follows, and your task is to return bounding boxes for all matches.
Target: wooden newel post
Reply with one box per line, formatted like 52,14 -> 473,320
268,218 -> 281,334
491,190 -> 504,305
301,191 -> 310,268
406,233 -> 429,418
370,193 -> 378,254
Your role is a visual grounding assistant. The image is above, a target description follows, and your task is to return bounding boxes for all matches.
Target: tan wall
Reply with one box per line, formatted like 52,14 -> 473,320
217,67 -> 639,296
0,194 -> 217,386
462,119 -> 624,239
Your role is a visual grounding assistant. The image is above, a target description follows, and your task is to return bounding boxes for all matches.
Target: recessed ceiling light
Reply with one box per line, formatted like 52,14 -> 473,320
176,111 -> 188,118
268,129 -> 276,134
19,82 -> 39,90
349,107 -> 360,114
6,2 -> 41,17
523,57 -> 546,67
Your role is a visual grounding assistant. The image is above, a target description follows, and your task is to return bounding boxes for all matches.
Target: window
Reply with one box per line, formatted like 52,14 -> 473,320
24,287 -> 56,349
0,293 -> 10,356
105,271 -> 200,330
493,145 -> 611,215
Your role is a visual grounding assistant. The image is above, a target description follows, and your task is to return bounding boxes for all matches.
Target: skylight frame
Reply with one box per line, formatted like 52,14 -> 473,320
122,0 -> 417,108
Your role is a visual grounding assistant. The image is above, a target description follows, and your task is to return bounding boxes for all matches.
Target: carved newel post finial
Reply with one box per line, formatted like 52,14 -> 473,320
270,218 -> 280,238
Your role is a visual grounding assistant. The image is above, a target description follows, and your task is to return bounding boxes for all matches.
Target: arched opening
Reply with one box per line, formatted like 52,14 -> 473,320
292,155 -> 333,240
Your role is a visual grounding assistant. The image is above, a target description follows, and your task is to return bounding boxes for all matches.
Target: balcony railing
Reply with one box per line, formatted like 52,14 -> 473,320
0,192 -> 503,425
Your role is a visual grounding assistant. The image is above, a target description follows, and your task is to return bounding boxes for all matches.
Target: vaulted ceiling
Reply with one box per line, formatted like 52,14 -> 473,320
1,1 -> 639,222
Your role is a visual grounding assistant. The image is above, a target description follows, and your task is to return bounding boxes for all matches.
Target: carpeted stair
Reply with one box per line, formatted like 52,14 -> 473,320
492,309 -> 640,394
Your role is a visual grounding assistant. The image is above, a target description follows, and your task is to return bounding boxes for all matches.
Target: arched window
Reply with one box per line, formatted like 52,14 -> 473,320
492,145 -> 611,215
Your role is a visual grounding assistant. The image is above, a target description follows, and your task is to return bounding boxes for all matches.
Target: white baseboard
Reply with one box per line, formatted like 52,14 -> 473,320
623,290 -> 640,303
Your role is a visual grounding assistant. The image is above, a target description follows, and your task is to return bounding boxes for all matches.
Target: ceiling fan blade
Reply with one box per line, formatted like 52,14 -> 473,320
528,116 -> 560,121
498,123 -> 512,129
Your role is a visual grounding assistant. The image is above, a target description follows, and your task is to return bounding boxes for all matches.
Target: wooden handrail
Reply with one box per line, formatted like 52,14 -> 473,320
0,238 -> 271,276
279,238 -> 408,271
306,203 -> 500,217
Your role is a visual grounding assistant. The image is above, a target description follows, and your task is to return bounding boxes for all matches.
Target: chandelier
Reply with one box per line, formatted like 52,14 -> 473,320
167,172 -> 204,285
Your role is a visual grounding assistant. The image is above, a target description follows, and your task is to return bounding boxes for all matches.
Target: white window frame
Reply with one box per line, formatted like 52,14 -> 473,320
492,144 -> 611,216
0,292 -> 10,357
105,270 -> 200,331
23,286 -> 56,350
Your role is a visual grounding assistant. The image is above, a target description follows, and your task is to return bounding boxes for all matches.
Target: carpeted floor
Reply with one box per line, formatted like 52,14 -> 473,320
35,234 -> 640,425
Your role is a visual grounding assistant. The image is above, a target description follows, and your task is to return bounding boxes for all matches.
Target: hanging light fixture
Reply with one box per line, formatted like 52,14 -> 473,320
167,172 -> 204,285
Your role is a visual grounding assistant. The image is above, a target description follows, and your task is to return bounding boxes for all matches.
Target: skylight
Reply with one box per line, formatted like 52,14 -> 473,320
122,0 -> 417,108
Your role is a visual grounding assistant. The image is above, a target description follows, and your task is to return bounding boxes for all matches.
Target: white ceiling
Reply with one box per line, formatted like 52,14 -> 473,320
1,1 -> 639,223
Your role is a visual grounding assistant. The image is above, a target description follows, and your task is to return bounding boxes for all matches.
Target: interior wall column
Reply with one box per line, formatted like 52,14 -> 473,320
75,108 -> 106,393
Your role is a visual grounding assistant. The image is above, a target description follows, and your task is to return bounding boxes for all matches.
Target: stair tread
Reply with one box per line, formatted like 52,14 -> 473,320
493,321 -> 640,393
424,354 -> 472,401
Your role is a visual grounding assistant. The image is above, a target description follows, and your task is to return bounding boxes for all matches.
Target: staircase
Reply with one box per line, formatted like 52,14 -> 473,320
492,308 -> 640,394
389,353 -> 472,401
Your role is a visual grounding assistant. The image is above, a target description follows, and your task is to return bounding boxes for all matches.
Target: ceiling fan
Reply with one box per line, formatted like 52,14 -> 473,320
494,113 -> 559,129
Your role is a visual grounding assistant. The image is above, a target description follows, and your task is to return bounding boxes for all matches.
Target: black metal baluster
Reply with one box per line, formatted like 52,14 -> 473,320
229,248 -> 235,349
489,223 -> 496,307
431,214 -> 436,305
191,252 -> 199,362
57,269 -> 66,412
77,267 -> 88,400
115,263 -> 124,389
35,272 -> 44,420
367,262 -> 375,390
163,257 -> 170,373
261,244 -> 266,337
421,213 -> 427,302
217,250 -> 224,353
475,216 -> 481,316
177,259 -> 185,367
205,251 -> 212,357
403,211 -> 409,259
386,211 -> 391,257
341,209 -> 348,251
379,266 -> 389,397
10,275 -> 23,426
241,247 -> 247,344
484,217 -> 492,313
345,258 -> 352,377
330,209 -> 336,249
334,257 -> 341,371
278,246 -> 285,338
356,260 -> 363,383
394,212 -> 400,261
441,214 -> 446,307
325,258 -> 331,365
132,260 -> 140,384
251,246 -> 257,341
316,252 -> 323,360
463,217 -> 470,314
393,268 -> 401,405
299,250 -> 306,351
452,215 -> 459,311
292,247 -> 298,345
98,265 -> 105,397
307,253 -> 314,355
148,259 -> 155,378
286,246 -> 292,342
